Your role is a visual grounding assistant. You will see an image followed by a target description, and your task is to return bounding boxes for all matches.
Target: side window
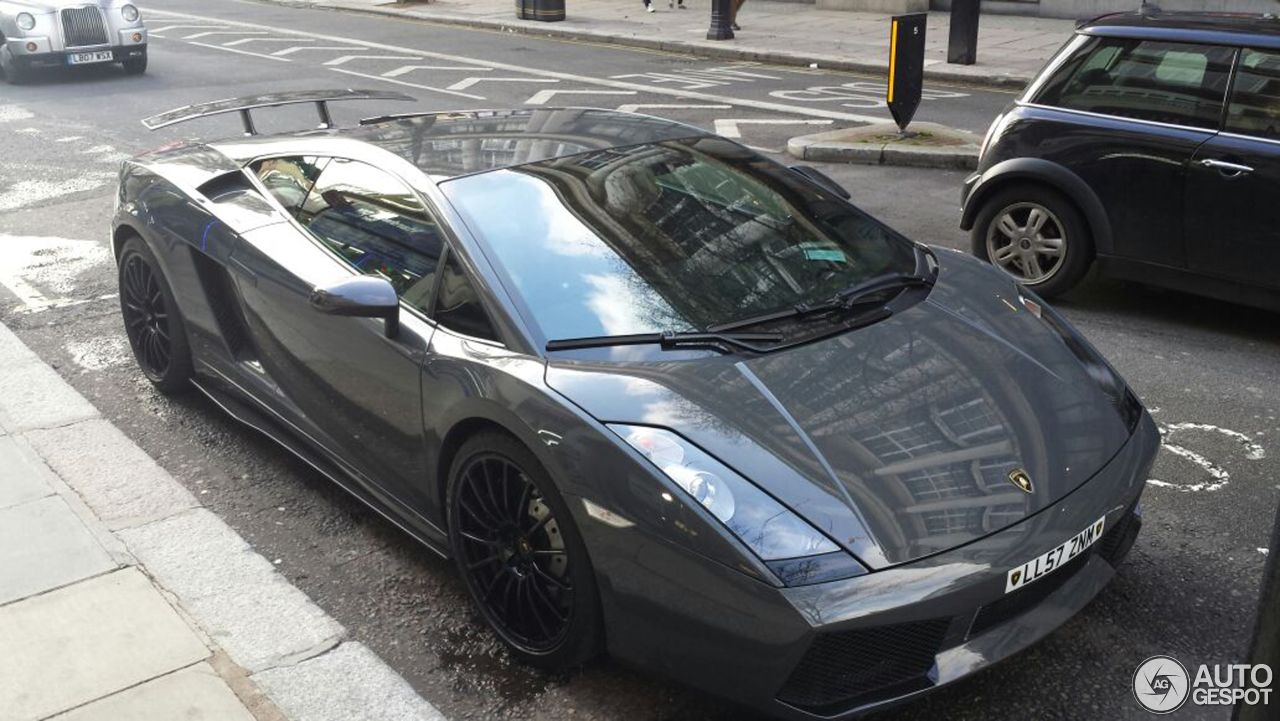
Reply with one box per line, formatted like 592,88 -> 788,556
296,158 -> 444,314
1033,36 -> 1234,130
252,156 -> 327,217
1227,48 -> 1280,140
434,252 -> 499,343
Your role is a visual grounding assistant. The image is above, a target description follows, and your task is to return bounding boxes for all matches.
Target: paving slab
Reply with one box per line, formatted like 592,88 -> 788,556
0,359 -> 99,433
254,642 -> 446,721
118,508 -> 346,673
50,662 -> 256,721
0,495 -> 117,605
0,568 -> 210,721
26,418 -> 199,529
0,433 -> 57,509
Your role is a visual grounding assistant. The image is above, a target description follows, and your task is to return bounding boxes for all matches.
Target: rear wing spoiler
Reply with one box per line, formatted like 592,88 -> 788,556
141,89 -> 417,135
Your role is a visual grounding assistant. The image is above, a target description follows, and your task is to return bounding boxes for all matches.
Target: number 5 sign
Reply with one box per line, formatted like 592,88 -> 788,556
887,13 -> 927,131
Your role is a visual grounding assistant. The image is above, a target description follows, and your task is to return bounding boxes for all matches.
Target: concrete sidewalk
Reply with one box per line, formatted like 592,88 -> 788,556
265,0 -> 1081,87
0,321 -> 443,721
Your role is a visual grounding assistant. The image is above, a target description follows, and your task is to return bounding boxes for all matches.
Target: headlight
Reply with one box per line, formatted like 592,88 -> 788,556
16,13 -> 36,31
121,4 -> 139,22
1020,290 -> 1141,430
612,424 -> 867,584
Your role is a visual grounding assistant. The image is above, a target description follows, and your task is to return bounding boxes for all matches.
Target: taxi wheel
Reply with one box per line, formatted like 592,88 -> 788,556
122,55 -> 148,75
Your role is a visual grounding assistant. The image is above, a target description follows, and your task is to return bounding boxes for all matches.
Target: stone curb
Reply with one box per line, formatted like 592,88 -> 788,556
252,0 -> 1032,91
0,321 -> 445,721
788,132 -> 979,171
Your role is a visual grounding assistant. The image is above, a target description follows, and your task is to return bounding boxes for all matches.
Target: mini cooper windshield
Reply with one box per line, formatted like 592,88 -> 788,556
441,136 -> 918,347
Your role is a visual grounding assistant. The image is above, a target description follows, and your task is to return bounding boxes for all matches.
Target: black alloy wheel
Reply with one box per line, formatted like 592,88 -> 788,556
118,238 -> 192,393
448,433 -> 602,669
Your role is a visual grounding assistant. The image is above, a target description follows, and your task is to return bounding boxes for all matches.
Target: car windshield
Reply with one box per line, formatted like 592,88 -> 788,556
440,136 -> 916,342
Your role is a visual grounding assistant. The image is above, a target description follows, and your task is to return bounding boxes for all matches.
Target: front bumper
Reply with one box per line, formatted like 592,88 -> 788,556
8,43 -> 146,69
593,411 -> 1159,719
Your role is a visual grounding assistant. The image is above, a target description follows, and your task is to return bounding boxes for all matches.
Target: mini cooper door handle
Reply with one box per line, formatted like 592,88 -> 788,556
1199,158 -> 1254,176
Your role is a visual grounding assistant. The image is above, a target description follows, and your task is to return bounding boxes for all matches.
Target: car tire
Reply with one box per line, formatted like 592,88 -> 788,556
447,431 -> 603,671
122,54 -> 147,75
972,186 -> 1093,298
118,237 -> 193,393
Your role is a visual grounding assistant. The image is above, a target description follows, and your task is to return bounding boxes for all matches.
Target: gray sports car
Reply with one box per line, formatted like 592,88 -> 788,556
0,0 -> 147,83
113,91 -> 1159,719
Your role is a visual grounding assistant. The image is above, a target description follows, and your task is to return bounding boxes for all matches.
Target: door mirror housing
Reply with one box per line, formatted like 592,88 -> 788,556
309,276 -> 400,338
790,165 -> 851,200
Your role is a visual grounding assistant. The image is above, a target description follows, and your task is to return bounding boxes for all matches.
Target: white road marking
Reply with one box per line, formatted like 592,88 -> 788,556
0,174 -> 114,214
1147,421 -> 1267,493
329,68 -> 486,100
272,45 -> 367,57
714,118 -> 832,138
525,89 -> 636,105
447,77 -> 557,91
142,8 -> 888,123
186,41 -> 292,62
66,337 -> 131,371
324,54 -> 420,67
615,103 -> 731,113
0,235 -> 111,313
183,30 -> 269,40
55,136 -> 86,143
1162,422 -> 1266,460
222,37 -> 315,47
382,65 -> 491,77
0,105 -> 35,123
147,24 -> 231,34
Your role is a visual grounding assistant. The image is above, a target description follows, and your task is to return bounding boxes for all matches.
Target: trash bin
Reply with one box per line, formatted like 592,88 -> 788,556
516,0 -> 564,22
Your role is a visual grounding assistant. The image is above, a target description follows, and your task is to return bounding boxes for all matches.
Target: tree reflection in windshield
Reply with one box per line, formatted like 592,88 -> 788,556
442,136 -> 915,341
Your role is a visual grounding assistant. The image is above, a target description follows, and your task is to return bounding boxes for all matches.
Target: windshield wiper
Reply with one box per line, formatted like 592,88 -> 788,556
546,331 -> 783,354
709,254 -> 935,335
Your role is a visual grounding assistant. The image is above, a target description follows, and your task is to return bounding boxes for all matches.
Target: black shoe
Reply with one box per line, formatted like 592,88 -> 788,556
731,22 -> 741,30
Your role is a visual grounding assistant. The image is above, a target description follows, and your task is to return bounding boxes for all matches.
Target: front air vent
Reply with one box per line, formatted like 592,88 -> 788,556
777,618 -> 948,714
61,7 -> 109,48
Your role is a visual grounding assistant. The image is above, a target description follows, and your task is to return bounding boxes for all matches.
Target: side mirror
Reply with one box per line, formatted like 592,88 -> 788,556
309,275 -> 400,338
790,165 -> 851,200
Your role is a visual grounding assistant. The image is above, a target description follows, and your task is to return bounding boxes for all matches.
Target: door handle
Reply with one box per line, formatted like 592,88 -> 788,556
1199,158 -> 1254,176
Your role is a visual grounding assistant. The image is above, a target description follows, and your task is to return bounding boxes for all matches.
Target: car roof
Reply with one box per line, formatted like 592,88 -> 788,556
212,108 -> 712,183
1080,10 -> 1280,49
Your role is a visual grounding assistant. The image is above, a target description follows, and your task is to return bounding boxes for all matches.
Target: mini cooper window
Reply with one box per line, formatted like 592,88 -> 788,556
1227,48 -> 1280,140
433,252 -> 499,342
440,136 -> 915,342
252,156 -> 328,217
296,158 -> 444,314
1032,36 -> 1234,130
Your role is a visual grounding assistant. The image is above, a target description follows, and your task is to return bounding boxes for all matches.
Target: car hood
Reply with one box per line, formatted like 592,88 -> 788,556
545,250 -> 1134,569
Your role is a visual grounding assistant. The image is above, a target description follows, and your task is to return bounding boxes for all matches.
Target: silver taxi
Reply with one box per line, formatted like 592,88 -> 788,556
1,1 -> 146,84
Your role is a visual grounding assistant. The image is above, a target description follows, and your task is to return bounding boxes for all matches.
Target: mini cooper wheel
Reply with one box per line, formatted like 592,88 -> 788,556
118,237 -> 192,393
447,432 -> 602,670
972,186 -> 1092,298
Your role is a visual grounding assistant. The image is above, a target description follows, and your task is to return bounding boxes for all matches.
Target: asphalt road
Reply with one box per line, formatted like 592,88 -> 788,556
0,2 -> 1276,719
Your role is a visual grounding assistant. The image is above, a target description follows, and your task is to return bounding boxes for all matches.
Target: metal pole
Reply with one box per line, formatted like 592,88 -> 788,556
948,0 -> 980,66
1234,500 -> 1280,721
707,0 -> 734,41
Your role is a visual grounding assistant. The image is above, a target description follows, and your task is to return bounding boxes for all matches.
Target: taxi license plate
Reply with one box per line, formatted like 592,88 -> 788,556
68,51 -> 114,65
1005,516 -> 1106,593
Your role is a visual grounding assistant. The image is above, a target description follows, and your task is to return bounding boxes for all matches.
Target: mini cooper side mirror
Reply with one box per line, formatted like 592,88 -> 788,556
309,276 -> 400,338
